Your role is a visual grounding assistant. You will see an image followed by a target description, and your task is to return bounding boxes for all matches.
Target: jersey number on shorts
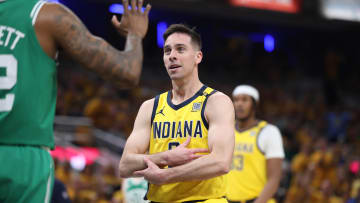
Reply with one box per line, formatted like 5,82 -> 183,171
231,154 -> 244,171
0,54 -> 17,112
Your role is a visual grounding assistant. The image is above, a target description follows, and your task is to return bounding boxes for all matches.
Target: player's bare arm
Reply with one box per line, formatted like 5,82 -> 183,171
134,92 -> 235,185
36,0 -> 151,88
119,99 -> 208,178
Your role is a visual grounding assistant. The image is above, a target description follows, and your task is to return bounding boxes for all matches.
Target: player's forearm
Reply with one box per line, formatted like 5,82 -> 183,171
84,34 -> 143,89
119,153 -> 145,178
254,177 -> 281,203
119,152 -> 168,178
51,4 -> 144,89
118,33 -> 143,87
161,152 -> 231,184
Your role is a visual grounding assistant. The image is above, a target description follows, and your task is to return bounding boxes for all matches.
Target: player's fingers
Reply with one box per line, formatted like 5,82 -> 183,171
137,0 -> 143,12
130,0 -> 136,11
190,154 -> 206,159
190,148 -> 209,154
122,0 -> 129,14
143,3 -> 151,16
181,136 -> 191,147
144,157 -> 157,168
111,15 -> 120,27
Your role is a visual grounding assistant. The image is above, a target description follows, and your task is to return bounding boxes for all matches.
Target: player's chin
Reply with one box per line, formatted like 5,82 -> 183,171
236,114 -> 247,120
168,74 -> 183,81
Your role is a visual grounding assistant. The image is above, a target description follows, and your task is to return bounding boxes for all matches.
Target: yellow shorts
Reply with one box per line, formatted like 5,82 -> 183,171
202,198 -> 228,203
227,198 -> 276,203
151,198 -> 228,203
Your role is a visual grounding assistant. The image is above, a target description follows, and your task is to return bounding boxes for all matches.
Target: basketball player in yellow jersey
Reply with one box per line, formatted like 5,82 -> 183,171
226,85 -> 285,203
118,24 -> 235,203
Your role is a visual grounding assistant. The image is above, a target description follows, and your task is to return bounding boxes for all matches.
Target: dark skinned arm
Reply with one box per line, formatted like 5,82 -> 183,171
35,0 -> 151,88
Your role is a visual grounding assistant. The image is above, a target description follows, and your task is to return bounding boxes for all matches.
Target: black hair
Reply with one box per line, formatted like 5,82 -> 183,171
163,24 -> 202,50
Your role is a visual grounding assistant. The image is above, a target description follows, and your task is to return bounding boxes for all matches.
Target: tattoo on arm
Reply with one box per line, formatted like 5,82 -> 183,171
52,4 -> 143,88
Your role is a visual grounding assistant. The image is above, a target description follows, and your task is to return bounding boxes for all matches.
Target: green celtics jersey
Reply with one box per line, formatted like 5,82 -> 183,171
0,0 -> 57,148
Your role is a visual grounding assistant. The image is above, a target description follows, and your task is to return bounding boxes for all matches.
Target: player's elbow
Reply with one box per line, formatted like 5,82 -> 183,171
221,152 -> 233,174
216,159 -> 231,175
118,162 -> 131,178
222,161 -> 231,174
119,172 -> 130,179
212,151 -> 232,175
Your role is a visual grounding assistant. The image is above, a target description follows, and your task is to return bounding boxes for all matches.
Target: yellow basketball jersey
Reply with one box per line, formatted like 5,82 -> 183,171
226,121 -> 275,202
147,85 -> 226,202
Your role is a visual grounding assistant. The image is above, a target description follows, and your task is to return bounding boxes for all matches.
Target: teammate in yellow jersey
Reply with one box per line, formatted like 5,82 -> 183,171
118,24 -> 235,203
226,85 -> 285,203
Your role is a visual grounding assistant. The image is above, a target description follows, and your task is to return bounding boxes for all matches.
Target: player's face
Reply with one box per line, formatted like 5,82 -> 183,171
233,94 -> 254,120
163,33 -> 202,80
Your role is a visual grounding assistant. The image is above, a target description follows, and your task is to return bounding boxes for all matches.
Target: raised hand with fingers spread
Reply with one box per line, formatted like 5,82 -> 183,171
111,0 -> 151,38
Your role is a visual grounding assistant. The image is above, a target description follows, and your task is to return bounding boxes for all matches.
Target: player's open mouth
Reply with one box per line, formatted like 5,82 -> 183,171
236,109 -> 244,113
169,64 -> 181,69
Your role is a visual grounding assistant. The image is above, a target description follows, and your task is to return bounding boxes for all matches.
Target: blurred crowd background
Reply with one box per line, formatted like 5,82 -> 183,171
50,0 -> 360,202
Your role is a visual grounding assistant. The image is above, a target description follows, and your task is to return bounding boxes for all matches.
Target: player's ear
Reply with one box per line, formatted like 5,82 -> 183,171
195,50 -> 203,64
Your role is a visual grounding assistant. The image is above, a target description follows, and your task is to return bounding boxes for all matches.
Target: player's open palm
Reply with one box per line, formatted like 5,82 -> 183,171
166,136 -> 209,167
111,0 -> 151,38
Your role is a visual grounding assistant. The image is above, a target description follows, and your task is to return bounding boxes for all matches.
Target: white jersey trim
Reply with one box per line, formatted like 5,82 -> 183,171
31,1 -> 47,26
30,0 -> 43,18
44,152 -> 53,203
258,124 -> 285,159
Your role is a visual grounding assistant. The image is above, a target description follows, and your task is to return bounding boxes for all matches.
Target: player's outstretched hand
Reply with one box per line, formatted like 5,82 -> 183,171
111,0 -> 151,38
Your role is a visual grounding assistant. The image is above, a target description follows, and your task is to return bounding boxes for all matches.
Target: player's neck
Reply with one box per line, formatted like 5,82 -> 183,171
237,116 -> 258,131
171,75 -> 203,105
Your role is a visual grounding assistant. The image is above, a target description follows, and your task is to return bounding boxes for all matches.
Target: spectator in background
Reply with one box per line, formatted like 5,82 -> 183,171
325,104 -> 351,143
52,178 -> 72,203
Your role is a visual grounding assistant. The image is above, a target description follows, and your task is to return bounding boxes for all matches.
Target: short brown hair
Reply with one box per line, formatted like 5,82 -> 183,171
163,24 -> 202,50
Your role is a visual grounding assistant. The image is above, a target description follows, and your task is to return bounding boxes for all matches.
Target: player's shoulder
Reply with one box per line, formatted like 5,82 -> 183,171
204,90 -> 234,120
263,122 -> 280,130
141,98 -> 156,110
38,2 -> 69,19
261,122 -> 281,136
36,2 -> 75,30
42,2 -> 71,13
207,90 -> 232,105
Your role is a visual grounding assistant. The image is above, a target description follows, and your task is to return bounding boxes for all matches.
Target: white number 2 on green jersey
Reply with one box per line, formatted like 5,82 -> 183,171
0,54 -> 17,112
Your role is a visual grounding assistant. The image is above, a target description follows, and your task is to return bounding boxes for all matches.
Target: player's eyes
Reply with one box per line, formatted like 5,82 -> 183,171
164,49 -> 171,55
177,47 -> 185,52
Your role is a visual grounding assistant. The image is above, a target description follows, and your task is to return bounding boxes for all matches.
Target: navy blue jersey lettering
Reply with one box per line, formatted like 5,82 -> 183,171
184,121 -> 193,137
153,122 -> 161,139
162,122 -> 170,138
194,120 -> 202,138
